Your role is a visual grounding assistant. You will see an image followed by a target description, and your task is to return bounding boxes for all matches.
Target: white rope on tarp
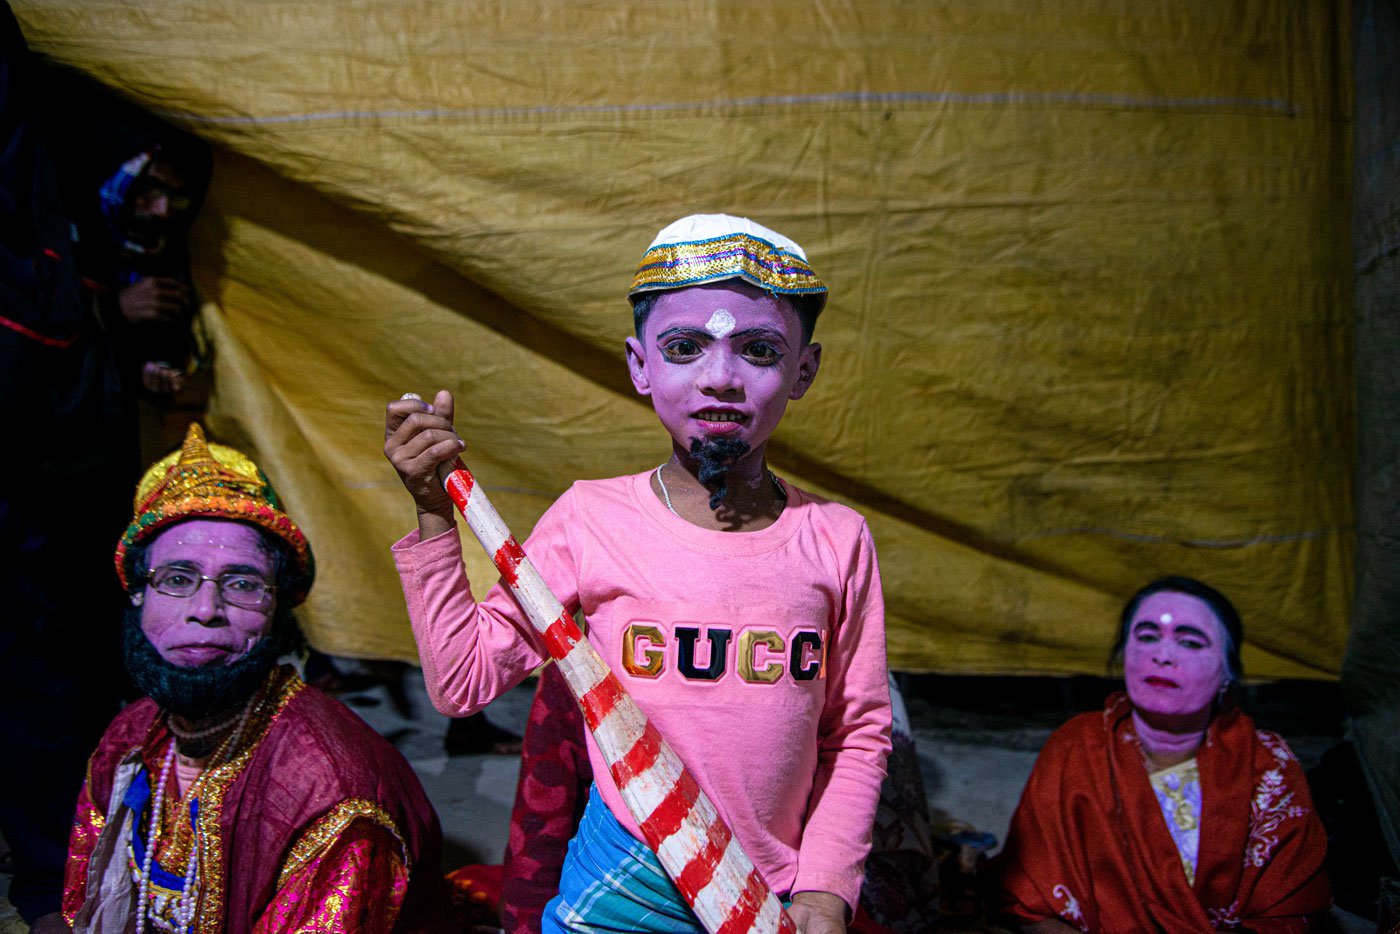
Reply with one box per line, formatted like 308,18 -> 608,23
160,88 -> 1301,128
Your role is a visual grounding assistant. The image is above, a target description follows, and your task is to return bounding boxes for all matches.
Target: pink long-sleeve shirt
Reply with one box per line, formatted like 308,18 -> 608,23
392,471 -> 891,911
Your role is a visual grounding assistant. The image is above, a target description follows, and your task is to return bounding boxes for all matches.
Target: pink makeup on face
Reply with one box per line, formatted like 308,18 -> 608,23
625,281 -> 819,455
1123,592 -> 1229,719
140,519 -> 275,668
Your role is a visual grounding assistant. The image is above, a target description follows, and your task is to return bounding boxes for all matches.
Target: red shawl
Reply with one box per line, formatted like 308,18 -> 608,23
997,694 -> 1329,933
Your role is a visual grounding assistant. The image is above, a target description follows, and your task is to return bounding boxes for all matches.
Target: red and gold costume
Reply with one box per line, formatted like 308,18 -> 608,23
64,425 -> 450,932
62,665 -> 450,932
997,693 -> 1330,933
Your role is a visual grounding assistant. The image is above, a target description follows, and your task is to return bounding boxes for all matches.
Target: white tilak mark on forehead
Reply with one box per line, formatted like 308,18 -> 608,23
705,309 -> 736,338
1161,613 -> 1173,624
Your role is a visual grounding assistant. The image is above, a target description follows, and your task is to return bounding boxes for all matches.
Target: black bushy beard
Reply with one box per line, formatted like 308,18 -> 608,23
690,437 -> 751,510
122,606 -> 282,750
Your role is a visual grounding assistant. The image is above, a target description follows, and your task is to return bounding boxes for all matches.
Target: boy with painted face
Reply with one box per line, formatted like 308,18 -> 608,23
385,214 -> 892,933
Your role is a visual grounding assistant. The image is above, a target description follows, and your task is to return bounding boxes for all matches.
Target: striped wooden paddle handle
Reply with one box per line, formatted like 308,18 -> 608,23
438,458 -> 797,934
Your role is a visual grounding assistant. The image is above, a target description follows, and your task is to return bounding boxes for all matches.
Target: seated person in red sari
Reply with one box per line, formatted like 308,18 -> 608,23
62,424 -> 451,933
997,577 -> 1330,933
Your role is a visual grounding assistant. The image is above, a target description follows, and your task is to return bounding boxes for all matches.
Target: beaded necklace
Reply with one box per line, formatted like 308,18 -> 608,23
164,706 -> 243,742
132,694 -> 255,934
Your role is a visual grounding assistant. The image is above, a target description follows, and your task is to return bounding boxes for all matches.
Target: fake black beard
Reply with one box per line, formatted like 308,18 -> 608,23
122,607 -> 281,736
690,437 -> 751,510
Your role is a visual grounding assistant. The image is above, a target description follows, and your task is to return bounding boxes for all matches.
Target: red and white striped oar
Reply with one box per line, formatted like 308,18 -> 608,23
437,457 -> 796,934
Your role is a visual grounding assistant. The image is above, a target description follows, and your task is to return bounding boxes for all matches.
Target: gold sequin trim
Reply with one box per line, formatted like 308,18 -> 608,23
188,667 -> 305,932
277,798 -> 409,888
115,423 -> 313,596
630,233 -> 826,296
132,423 -> 263,510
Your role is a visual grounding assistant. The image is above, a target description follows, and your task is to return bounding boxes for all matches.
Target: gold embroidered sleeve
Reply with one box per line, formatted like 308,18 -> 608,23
61,779 -> 106,926
253,800 -> 410,933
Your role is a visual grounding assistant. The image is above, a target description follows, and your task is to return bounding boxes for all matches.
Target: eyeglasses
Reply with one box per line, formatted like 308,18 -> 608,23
146,565 -> 276,610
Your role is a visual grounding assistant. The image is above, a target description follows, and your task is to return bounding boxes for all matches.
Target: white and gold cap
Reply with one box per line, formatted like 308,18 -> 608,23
628,213 -> 827,310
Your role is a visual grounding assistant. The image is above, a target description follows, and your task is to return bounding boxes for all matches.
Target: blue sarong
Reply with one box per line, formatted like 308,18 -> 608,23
543,785 -> 705,933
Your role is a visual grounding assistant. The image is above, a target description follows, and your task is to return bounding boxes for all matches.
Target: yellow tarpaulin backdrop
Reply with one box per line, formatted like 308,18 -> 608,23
14,1 -> 1353,677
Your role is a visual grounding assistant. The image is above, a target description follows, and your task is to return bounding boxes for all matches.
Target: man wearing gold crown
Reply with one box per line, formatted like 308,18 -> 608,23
59,424 -> 451,933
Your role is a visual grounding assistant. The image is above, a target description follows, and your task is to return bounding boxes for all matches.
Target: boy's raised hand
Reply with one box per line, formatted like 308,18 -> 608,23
384,389 -> 465,535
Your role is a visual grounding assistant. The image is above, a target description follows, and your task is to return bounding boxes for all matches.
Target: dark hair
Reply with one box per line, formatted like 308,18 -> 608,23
125,520 -> 306,656
1111,576 -> 1244,689
631,290 -> 823,344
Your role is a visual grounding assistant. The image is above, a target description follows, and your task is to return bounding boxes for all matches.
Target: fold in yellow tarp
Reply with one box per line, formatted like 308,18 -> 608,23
15,1 -> 1353,676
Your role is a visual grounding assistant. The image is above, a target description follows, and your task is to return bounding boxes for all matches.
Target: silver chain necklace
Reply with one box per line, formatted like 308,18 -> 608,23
654,461 -> 785,517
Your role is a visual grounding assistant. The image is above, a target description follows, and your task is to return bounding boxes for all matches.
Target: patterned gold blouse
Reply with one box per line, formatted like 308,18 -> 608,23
1148,757 -> 1202,886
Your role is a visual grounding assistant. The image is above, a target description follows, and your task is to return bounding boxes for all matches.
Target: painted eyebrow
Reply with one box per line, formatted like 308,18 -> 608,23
655,326 -> 711,342
1172,624 -> 1212,642
219,564 -> 271,576
729,327 -> 788,344
157,561 -> 268,576
654,325 -> 789,344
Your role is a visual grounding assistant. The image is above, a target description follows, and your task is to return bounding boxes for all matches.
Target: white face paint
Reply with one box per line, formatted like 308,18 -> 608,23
705,308 -> 736,339
1161,613 -> 1173,624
